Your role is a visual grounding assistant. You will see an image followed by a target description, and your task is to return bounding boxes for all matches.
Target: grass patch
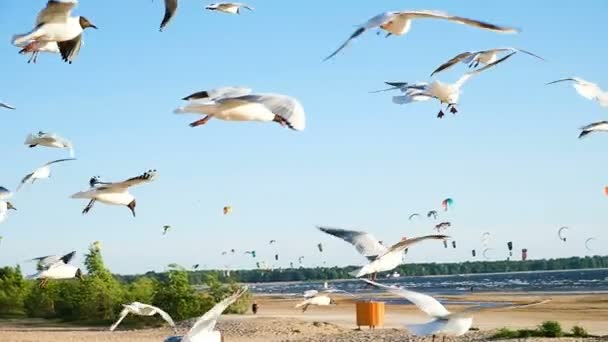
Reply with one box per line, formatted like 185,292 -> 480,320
492,321 -> 594,339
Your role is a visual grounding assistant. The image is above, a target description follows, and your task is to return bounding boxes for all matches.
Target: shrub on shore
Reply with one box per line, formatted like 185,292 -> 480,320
492,321 -> 592,339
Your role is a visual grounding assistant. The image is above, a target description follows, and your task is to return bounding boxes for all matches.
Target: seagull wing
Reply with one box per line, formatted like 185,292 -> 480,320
509,48 -> 545,61
455,51 -> 516,88
44,158 -> 77,167
182,87 -> 252,102
547,78 -> 604,101
231,93 -> 306,131
17,172 -> 35,191
393,91 -> 435,105
160,0 -> 178,31
363,279 -> 450,318
0,187 -> 12,200
0,102 -> 15,110
317,226 -> 387,260
382,235 -> 449,257
460,299 -> 552,315
186,286 -> 248,337
431,52 -> 475,76
57,34 -> 83,63
580,121 -> 608,130
102,170 -> 158,190
59,251 -> 76,265
153,307 -> 176,328
29,255 -> 61,270
36,0 -> 77,26
109,307 -> 130,331
398,10 -> 519,33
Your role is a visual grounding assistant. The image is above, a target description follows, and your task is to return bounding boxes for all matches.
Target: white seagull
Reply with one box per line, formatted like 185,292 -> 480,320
363,279 -> 550,341
159,0 -> 178,32
0,187 -> 17,224
71,170 -> 157,217
12,0 -> 97,64
547,77 -> 608,108
431,48 -> 544,76
174,87 -> 306,131
579,121 -> 608,139
28,251 -> 83,288
17,158 -> 76,192
25,131 -> 74,157
206,3 -> 253,15
324,10 -> 518,61
0,102 -> 15,110
17,40 -> 59,64
295,294 -> 335,313
303,281 -> 354,298
164,286 -> 248,342
381,52 -> 515,118
110,302 -> 176,332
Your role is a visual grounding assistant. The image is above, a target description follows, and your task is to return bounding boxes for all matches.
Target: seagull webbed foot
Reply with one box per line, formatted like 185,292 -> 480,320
450,106 -> 458,114
437,111 -> 445,119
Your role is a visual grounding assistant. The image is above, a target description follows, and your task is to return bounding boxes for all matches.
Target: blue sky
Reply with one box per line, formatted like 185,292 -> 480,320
0,0 -> 606,275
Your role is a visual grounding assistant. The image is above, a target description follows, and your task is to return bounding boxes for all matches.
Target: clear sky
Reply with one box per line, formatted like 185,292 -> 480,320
0,0 -> 607,275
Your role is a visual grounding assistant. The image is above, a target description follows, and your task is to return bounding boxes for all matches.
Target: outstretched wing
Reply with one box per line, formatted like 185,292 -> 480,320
153,307 -> 176,329
317,226 -> 387,260
398,10 -> 519,33
36,0 -> 77,26
160,0 -> 178,31
0,102 -> 15,110
109,307 -> 130,331
230,93 -> 306,131
455,51 -> 516,88
431,52 -> 474,76
186,286 -> 248,337
460,299 -> 552,315
44,158 -> 77,167
363,279 -> 450,318
101,170 -> 158,190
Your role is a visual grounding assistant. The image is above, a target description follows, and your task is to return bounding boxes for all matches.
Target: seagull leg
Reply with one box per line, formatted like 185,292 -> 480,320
442,336 -> 446,342
82,199 -> 96,215
273,115 -> 294,130
432,335 -> 436,342
189,116 -> 211,127
437,110 -> 445,119
449,105 -> 458,114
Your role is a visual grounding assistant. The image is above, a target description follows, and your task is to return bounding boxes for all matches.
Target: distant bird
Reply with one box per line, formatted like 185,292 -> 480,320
223,205 -> 232,215
363,279 -> 549,340
351,235 -> 448,278
163,225 -> 171,235
324,10 -> 518,61
579,121 -> 608,139
380,52 -> 515,118
164,286 -> 248,342
303,281 -> 353,299
25,131 -> 74,157
0,102 -> 15,110
206,3 -> 253,14
110,302 -> 176,332
174,87 -> 306,131
0,187 -> 17,224
295,294 -> 335,312
192,264 -> 200,270
159,0 -> 178,31
17,40 -> 59,64
12,0 -> 97,64
71,170 -> 158,217
431,48 -> 544,76
28,251 -> 83,288
547,77 -> 608,108
17,158 -> 76,191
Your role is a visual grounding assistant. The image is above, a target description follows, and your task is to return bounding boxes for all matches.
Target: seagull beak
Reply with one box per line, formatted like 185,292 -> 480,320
91,24 -> 98,30
7,202 -> 16,210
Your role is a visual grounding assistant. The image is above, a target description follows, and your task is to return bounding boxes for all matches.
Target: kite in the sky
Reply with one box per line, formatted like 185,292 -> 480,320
163,225 -> 171,235
427,210 -> 438,220
409,213 -> 421,221
558,226 -> 568,242
441,198 -> 454,211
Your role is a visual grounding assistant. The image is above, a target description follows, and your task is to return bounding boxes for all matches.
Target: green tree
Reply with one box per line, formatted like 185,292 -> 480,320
0,266 -> 30,317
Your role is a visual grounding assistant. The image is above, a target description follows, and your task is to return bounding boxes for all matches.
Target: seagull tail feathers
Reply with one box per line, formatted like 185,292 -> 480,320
173,107 -> 188,114
71,190 -> 93,199
12,32 -> 36,47
24,134 -> 37,146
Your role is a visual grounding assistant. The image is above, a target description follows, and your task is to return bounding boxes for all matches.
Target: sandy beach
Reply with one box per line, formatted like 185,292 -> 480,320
1,292 -> 607,341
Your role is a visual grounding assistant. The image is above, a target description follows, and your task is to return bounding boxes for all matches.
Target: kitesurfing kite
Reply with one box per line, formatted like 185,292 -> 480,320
409,213 -> 421,221
558,227 -> 568,242
427,210 -> 438,220
441,198 -> 454,211
162,225 -> 171,235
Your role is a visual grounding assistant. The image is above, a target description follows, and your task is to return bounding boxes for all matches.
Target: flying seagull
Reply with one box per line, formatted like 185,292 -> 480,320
110,302 -> 176,332
28,251 -> 83,288
17,158 -> 76,191
0,187 -> 16,224
164,286 -> 248,342
303,281 -> 354,299
12,0 -> 97,64
363,279 -> 550,340
324,10 -> 518,61
206,3 -> 253,14
431,48 -> 544,76
295,294 -> 336,313
547,77 -> 608,108
25,131 -> 74,157
579,121 -> 608,139
379,52 -> 515,118
71,170 -> 158,217
174,87 -> 306,131
0,102 -> 15,110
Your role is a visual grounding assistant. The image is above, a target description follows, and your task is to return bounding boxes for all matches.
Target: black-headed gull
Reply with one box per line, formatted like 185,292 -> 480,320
164,286 -> 248,342
0,187 -> 16,224
28,251 -> 83,288
0,102 -> 15,110
206,3 -> 253,14
110,302 -> 176,332
175,87 -> 306,131
431,48 -> 544,76
380,52 -> 515,118
547,78 -> 608,108
71,170 -> 158,217
25,131 -> 74,157
160,0 -> 178,32
324,10 -> 518,61
295,294 -> 335,313
17,158 -> 76,192
364,279 -> 550,340
12,0 -> 97,64
579,121 -> 608,139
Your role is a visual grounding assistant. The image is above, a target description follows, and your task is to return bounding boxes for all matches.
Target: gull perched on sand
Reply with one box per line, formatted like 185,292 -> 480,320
206,3 -> 253,14
364,279 -> 550,341
25,131 -> 74,157
579,121 -> 608,139
547,77 -> 608,108
0,187 -> 17,224
430,48 -> 544,76
0,102 -> 15,110
28,251 -> 83,288
12,0 -> 97,64
296,294 -> 336,313
17,159 -> 76,192
164,286 -> 248,342
71,170 -> 158,217
379,52 -> 515,118
175,87 -> 306,131
110,302 -> 176,332
324,10 -> 518,61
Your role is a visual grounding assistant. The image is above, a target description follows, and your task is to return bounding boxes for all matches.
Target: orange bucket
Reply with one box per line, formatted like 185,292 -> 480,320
355,301 -> 385,329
